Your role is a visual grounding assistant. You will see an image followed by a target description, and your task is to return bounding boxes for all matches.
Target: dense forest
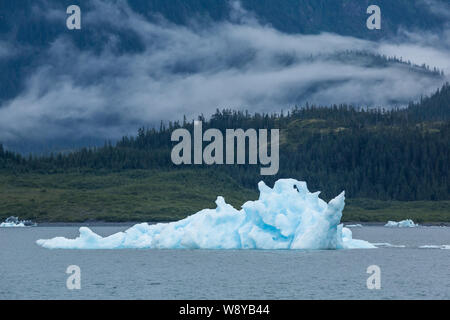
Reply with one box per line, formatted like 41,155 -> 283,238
1,83 -> 449,202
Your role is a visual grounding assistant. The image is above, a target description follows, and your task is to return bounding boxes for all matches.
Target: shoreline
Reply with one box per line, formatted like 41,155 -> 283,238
12,221 -> 450,227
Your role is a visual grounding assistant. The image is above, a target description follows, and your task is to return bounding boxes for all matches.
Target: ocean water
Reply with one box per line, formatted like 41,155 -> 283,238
0,225 -> 449,300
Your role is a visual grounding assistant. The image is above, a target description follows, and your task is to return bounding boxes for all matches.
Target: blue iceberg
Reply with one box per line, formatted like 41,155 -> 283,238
385,219 -> 418,228
36,179 -> 375,250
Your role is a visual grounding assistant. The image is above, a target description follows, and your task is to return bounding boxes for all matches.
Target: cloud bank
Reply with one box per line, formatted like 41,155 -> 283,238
0,0 -> 449,146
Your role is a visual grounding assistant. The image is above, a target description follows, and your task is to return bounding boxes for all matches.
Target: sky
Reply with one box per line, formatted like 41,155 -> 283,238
0,0 -> 449,150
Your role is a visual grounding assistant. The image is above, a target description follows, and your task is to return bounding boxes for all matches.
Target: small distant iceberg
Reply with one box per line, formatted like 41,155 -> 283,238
372,243 -> 406,248
345,224 -> 363,228
419,245 -> 450,250
37,179 -> 376,250
0,216 -> 37,228
385,219 -> 418,228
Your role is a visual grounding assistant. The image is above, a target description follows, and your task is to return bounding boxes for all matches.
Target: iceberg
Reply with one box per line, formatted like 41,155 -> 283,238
0,216 -> 36,228
36,179 -> 375,250
384,219 -> 418,228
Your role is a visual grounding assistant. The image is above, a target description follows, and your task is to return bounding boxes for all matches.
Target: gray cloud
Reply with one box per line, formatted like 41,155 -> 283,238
0,0 -> 449,145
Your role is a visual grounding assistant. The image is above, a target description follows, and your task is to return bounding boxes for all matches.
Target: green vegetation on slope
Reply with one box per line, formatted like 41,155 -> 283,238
3,84 -> 449,202
0,169 -> 257,222
0,169 -> 448,223
344,199 -> 450,223
0,84 -> 449,222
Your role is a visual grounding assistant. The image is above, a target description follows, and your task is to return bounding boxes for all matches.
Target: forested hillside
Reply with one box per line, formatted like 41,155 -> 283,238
1,0 -> 448,155
406,84 -> 450,121
0,1 -> 449,223
1,84 -> 449,202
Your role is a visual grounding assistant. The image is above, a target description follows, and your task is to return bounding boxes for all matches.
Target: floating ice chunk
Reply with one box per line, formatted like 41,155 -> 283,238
0,222 -> 26,228
37,179 -> 375,250
345,224 -> 363,228
419,245 -> 450,250
0,216 -> 36,228
340,227 -> 375,249
385,219 -> 418,228
372,243 -> 406,248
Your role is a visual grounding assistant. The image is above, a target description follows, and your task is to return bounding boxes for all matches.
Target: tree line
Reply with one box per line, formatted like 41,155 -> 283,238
1,83 -> 449,201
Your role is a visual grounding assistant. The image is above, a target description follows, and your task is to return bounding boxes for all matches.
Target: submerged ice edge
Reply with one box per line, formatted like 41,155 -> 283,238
36,179 -> 376,250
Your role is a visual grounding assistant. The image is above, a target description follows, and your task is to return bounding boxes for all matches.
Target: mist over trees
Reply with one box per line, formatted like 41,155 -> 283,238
1,84 -> 449,202
1,0 -> 449,154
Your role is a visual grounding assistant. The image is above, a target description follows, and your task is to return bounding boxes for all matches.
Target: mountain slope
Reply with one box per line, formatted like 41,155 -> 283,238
1,84 -> 449,202
0,0 -> 448,153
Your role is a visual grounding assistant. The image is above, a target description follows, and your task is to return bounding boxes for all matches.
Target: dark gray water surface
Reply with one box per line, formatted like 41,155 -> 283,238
0,225 -> 449,300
